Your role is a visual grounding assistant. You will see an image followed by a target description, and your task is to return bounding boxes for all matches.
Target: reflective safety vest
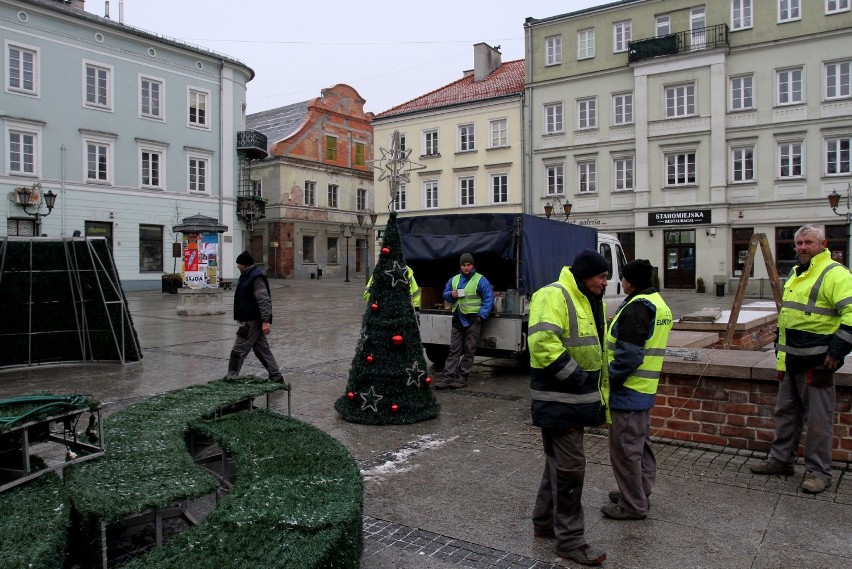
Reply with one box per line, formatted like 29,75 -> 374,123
363,266 -> 421,309
528,266 -> 607,429
777,248 -> 852,371
605,292 -> 673,407
451,272 -> 482,315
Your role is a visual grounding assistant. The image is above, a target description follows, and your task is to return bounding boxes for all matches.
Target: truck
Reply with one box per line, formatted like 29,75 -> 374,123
397,213 -> 628,368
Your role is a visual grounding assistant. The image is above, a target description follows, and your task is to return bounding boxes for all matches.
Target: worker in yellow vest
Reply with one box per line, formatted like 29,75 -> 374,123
601,259 -> 672,521
433,253 -> 493,389
363,265 -> 421,310
751,224 -> 852,494
528,249 -> 609,566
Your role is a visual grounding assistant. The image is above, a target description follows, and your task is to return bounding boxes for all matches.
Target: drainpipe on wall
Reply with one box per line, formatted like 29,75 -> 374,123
60,144 -> 66,235
218,58 -> 226,271
524,21 -> 534,215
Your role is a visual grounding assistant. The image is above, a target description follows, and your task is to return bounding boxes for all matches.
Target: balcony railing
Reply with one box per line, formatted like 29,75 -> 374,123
237,130 -> 268,161
628,24 -> 729,63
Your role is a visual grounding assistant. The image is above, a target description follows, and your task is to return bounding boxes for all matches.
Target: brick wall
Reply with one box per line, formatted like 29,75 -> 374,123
650,372 -> 852,463
707,321 -> 777,350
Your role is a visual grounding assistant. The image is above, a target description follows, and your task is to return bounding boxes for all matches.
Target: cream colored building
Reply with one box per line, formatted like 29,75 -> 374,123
525,0 -> 852,291
371,44 -> 525,223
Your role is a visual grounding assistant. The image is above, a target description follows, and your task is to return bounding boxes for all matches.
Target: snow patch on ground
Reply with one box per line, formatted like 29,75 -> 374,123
361,434 -> 458,483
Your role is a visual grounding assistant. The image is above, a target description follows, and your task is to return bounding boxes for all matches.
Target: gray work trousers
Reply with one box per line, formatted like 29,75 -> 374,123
442,317 -> 482,382
532,428 -> 587,551
226,320 -> 282,380
768,369 -> 835,481
608,409 -> 655,515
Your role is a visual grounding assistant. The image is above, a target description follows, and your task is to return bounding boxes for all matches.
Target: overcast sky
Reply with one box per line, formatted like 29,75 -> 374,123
102,0 -> 602,116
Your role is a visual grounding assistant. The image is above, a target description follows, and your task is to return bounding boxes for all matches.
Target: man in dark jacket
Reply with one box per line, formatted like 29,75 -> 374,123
528,249 -> 609,566
602,259 -> 672,520
225,251 -> 283,381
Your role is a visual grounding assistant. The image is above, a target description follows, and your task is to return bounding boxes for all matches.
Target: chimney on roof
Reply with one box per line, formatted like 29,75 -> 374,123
55,0 -> 86,9
473,43 -> 502,82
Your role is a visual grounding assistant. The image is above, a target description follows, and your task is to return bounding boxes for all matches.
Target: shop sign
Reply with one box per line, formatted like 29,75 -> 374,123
648,209 -> 711,226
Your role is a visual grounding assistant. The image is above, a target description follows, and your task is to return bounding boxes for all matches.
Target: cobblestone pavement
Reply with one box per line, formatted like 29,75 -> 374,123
1,279 -> 849,569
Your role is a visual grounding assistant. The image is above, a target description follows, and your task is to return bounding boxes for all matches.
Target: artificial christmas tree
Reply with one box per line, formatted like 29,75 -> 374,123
335,210 -> 439,425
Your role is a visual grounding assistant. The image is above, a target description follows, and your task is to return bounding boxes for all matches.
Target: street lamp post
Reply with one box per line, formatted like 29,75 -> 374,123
16,182 -> 57,232
357,211 -> 378,285
827,182 -> 852,267
340,224 -> 354,283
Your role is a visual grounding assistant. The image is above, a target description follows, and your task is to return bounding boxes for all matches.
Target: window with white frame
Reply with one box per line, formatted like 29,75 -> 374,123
251,179 -> 262,197
394,183 -> 407,211
423,129 -> 439,156
577,98 -> 597,130
825,60 -> 851,100
6,122 -> 40,176
328,184 -> 339,208
188,87 -> 209,128
83,132 -> 114,183
188,153 -> 210,193
84,61 -> 112,110
459,177 -> 475,206
826,136 -> 851,175
546,35 -> 562,66
613,21 -> 632,53
140,76 -> 163,120
612,92 -> 633,125
826,0 -> 850,14
731,146 -> 755,182
139,143 -> 166,189
777,67 -> 803,105
656,15 -> 671,37
424,180 -> 439,209
778,141 -> 803,178
545,164 -> 564,196
491,173 -> 508,204
357,188 -> 367,211
613,156 -> 634,191
304,181 -> 316,205
577,160 -> 597,193
578,28 -> 595,59
397,132 -> 407,154
730,75 -> 754,111
778,0 -> 801,22
545,103 -> 564,134
732,0 -> 753,30
489,118 -> 508,148
665,84 -> 695,118
665,152 -> 696,186
458,123 -> 475,152
6,43 -> 38,95
8,218 -> 35,237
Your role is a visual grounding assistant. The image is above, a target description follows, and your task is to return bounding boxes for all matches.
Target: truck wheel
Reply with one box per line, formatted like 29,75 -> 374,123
424,344 -> 449,369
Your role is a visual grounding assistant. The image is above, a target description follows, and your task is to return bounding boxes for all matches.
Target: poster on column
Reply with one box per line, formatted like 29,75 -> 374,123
182,232 -> 219,289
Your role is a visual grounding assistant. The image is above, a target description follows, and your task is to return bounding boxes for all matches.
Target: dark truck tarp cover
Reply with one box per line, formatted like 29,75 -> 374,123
397,213 -> 597,296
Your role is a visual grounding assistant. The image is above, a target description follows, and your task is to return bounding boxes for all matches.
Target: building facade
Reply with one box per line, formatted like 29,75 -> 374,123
371,44 -> 526,225
245,84 -> 374,280
1,0 -> 253,289
525,0 -> 852,290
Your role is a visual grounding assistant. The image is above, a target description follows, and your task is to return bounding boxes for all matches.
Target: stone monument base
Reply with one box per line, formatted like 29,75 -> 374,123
177,288 -> 226,315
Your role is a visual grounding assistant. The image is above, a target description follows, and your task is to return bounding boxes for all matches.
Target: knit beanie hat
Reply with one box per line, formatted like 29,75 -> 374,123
459,252 -> 475,265
236,251 -> 254,266
622,259 -> 654,290
570,249 -> 610,280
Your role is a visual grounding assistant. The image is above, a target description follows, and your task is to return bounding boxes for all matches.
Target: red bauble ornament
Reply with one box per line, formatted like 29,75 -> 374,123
391,404 -> 399,412
381,247 -> 390,256
347,391 -> 355,400
370,302 -> 379,312
366,354 -> 375,364
391,334 -> 404,346
425,376 -> 432,385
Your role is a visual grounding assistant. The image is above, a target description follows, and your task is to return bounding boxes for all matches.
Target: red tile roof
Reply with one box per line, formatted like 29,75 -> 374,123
376,59 -> 525,118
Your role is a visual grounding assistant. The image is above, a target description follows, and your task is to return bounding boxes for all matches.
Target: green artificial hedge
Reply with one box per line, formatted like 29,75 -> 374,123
124,410 -> 363,569
0,473 -> 69,568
